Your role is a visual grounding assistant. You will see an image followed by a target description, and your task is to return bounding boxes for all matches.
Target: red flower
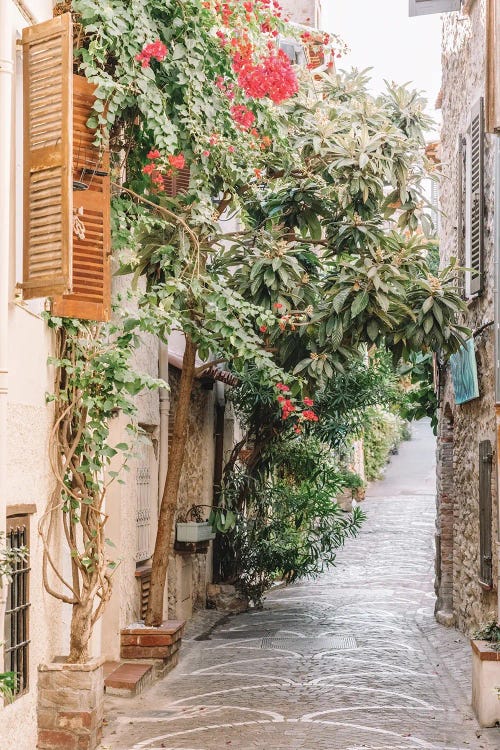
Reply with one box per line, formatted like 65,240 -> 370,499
233,48 -> 298,104
276,383 -> 290,392
302,410 -> 319,422
303,397 -> 314,407
168,153 -> 185,170
254,168 -> 262,178
259,324 -> 267,333
142,163 -> 155,175
147,149 -> 160,160
273,302 -> 283,309
230,104 -> 256,130
202,149 -> 210,157
135,39 -> 168,68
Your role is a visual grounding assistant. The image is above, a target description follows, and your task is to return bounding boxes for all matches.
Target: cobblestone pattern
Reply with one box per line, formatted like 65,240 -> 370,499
100,490 -> 500,750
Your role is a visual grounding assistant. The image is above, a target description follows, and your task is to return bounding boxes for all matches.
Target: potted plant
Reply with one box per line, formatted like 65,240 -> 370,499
471,620 -> 500,726
176,504 -> 236,543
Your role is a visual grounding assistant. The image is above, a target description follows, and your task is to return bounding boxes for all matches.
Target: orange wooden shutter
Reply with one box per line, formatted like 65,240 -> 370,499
164,166 -> 190,197
22,13 -> 73,300
52,75 -> 111,322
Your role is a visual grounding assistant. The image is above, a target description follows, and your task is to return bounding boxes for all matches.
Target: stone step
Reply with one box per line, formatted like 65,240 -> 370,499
104,661 -> 154,697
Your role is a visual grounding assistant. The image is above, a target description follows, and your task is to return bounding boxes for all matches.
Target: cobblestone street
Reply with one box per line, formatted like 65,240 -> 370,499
101,422 -> 500,750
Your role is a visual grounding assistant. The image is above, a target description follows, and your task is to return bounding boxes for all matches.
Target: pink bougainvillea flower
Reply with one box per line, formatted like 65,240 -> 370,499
135,39 -> 168,68
230,104 -> 256,131
303,397 -> 314,407
168,153 -> 186,169
202,150 -> 210,157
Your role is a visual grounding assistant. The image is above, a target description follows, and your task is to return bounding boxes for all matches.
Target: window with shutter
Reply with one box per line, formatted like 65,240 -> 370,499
52,75 -> 111,321
22,14 -> 73,300
479,440 -> 493,588
164,166 -> 191,198
23,15 -> 111,321
465,98 -> 485,297
409,0 -> 461,15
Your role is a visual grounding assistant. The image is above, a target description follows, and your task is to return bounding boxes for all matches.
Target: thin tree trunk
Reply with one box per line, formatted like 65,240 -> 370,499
68,593 -> 94,663
145,335 -> 197,626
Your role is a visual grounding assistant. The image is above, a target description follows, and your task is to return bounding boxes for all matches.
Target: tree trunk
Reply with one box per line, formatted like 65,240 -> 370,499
68,593 -> 94,663
145,335 -> 197,626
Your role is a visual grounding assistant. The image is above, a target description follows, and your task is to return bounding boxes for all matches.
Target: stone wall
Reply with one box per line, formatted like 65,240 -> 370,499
438,0 -> 498,633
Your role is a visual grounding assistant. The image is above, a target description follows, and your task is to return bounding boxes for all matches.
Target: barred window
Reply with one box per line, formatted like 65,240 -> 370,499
4,515 -> 30,699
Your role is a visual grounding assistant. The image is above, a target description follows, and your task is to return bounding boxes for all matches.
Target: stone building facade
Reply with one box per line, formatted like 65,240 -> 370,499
436,0 -> 499,633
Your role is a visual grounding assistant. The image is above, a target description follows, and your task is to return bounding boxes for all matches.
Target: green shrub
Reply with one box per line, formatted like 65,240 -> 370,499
363,407 -> 406,482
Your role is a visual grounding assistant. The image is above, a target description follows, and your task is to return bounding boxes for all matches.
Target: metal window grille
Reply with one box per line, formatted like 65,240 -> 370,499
136,463 -> 152,563
479,440 -> 494,588
4,517 -> 30,698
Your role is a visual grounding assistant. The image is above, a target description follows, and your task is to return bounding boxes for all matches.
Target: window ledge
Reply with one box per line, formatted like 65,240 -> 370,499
7,503 -> 37,517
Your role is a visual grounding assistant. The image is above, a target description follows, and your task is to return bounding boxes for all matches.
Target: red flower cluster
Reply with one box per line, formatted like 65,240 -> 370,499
302,410 -> 318,422
135,39 -> 168,68
230,104 -> 256,130
278,396 -> 296,420
168,153 -> 186,169
142,150 -> 186,192
275,384 -> 318,430
234,48 -> 298,104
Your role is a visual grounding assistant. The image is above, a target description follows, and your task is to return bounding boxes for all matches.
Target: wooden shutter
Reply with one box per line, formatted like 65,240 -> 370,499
22,14 -> 73,300
466,99 -> 485,297
409,0 -> 461,15
164,166 -> 190,198
457,135 -> 466,297
479,440 -> 493,588
52,75 -> 111,321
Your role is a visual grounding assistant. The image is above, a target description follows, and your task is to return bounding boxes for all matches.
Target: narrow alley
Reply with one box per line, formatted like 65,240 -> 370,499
101,421 -> 500,750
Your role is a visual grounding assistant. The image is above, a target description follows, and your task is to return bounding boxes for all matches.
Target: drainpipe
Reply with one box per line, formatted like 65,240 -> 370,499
158,342 -> 170,498
0,0 -> 13,636
158,341 -> 170,618
495,135 -> 500,623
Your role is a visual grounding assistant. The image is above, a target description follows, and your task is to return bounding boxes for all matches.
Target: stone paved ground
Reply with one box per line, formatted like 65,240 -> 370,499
101,421 -> 500,750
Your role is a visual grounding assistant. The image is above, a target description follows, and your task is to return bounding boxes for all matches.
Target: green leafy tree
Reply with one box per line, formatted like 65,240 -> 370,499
70,0 -> 467,628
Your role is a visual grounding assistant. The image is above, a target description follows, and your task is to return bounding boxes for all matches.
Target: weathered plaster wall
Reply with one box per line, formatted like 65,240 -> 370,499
167,367 -> 216,620
280,0 -> 321,27
438,0 -> 498,633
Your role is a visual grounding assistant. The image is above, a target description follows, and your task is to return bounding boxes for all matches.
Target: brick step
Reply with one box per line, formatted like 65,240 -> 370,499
104,661 -> 154,697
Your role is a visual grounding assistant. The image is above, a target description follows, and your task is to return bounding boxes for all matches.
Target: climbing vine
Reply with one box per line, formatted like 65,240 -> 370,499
41,314 -> 162,662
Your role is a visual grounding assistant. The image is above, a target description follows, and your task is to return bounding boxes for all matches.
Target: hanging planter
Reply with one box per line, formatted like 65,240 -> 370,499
176,521 -> 215,543
175,504 -> 236,544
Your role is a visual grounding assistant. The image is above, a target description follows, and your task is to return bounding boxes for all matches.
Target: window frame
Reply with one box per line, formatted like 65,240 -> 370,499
4,513 -> 31,700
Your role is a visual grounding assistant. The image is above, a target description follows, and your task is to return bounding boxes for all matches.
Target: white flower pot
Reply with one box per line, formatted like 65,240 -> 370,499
176,521 -> 215,543
471,640 -> 500,726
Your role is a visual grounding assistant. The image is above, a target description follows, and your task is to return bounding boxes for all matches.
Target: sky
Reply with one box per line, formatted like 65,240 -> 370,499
321,0 -> 442,120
